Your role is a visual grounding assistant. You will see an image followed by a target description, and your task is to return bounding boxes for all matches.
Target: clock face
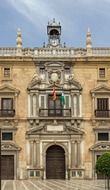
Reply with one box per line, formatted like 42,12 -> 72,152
51,39 -> 58,46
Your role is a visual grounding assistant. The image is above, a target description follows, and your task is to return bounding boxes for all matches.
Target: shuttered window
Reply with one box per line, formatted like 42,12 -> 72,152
97,98 -> 109,110
39,95 -> 46,108
1,98 -> 13,110
4,68 -> 10,78
99,68 -> 105,78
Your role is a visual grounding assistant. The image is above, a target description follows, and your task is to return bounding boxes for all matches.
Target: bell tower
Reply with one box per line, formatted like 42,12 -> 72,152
47,18 -> 61,47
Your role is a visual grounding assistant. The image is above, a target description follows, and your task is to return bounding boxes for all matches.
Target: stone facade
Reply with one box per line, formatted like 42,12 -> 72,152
0,19 -> 110,180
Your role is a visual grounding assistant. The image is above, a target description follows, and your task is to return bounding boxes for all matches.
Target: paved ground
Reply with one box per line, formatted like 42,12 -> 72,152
1,179 -> 105,190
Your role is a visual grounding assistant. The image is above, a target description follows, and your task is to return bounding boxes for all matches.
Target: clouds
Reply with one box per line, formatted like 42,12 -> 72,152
1,0 -> 110,47
7,0 -> 110,30
7,0 -> 58,28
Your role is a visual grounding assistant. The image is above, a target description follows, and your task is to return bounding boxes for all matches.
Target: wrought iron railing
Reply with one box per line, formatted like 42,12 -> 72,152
0,109 -> 15,117
39,108 -> 71,117
95,110 -> 110,118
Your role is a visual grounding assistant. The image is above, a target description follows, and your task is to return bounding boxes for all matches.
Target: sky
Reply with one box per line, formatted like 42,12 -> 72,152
0,0 -> 110,48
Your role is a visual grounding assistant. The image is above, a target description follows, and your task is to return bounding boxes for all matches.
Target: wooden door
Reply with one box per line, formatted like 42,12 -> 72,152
46,145 -> 65,179
1,155 -> 14,179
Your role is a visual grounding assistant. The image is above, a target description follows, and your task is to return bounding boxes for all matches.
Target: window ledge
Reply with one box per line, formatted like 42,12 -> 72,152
97,78 -> 108,82
1,78 -> 12,81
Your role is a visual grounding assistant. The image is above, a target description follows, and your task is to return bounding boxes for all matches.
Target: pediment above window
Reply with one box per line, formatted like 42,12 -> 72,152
0,84 -> 20,95
91,85 -> 110,94
90,142 -> 110,151
1,142 -> 21,151
67,77 -> 82,90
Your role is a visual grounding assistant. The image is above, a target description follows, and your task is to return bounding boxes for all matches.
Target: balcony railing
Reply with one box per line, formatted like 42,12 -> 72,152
95,110 -> 110,118
0,109 -> 15,117
39,108 -> 71,117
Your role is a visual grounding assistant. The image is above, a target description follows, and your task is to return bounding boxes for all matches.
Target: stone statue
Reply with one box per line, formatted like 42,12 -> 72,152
31,73 -> 42,84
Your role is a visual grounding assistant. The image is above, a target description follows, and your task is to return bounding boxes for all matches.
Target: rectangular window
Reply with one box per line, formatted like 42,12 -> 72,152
65,96 -> 69,109
4,68 -> 10,78
2,132 -> 13,141
30,170 -> 34,177
98,132 -> 109,141
39,67 -> 45,74
96,98 -> 109,117
64,67 -> 70,74
97,98 -> 108,110
48,95 -> 62,116
1,98 -> 14,117
99,68 -> 105,78
1,98 -> 13,110
35,171 -> 40,176
40,96 -> 45,108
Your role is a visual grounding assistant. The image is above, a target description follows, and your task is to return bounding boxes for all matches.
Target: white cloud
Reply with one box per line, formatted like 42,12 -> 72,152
7,0 -> 59,29
6,0 -> 110,47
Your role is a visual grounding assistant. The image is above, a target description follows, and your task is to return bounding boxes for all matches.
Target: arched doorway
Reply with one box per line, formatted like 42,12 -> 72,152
46,145 -> 65,179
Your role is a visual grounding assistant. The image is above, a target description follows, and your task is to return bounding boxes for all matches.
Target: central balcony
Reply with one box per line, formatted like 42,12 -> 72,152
95,110 -> 110,118
39,108 -> 71,117
0,109 -> 15,117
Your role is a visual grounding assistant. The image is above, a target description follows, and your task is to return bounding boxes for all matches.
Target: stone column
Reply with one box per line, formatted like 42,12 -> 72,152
71,141 -> 75,168
71,92 -> 74,117
92,93 -> 95,117
15,93 -> 18,116
33,94 -> 36,116
33,141 -> 37,167
36,141 -> 40,168
77,141 -> 81,167
36,92 -> 39,117
27,141 -> 30,166
28,94 -> 31,117
30,141 -> 34,167
75,141 -> 78,167
79,94 -> 82,117
30,94 -> 33,116
74,94 -> 77,117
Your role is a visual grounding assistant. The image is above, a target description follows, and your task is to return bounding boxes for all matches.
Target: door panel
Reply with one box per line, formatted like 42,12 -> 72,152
46,145 -> 65,179
1,155 -> 14,179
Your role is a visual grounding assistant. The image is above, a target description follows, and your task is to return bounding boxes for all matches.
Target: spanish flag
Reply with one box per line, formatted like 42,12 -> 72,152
53,87 -> 56,101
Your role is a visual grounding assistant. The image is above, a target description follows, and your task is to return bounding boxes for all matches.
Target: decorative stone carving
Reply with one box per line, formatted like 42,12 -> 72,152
1,142 -> 21,151
48,70 -> 61,84
90,142 -> 110,151
67,75 -> 82,90
28,73 -> 42,90
2,119 -> 18,128
68,74 -> 74,82
31,73 -> 42,84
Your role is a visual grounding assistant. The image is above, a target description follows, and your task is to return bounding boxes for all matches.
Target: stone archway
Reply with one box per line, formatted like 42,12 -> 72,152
46,145 -> 65,179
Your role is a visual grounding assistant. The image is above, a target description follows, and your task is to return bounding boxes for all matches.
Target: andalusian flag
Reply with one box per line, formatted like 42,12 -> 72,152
53,87 -> 56,101
60,90 -> 65,106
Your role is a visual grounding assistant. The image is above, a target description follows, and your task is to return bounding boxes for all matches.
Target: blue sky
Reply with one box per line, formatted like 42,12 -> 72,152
0,0 -> 110,48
